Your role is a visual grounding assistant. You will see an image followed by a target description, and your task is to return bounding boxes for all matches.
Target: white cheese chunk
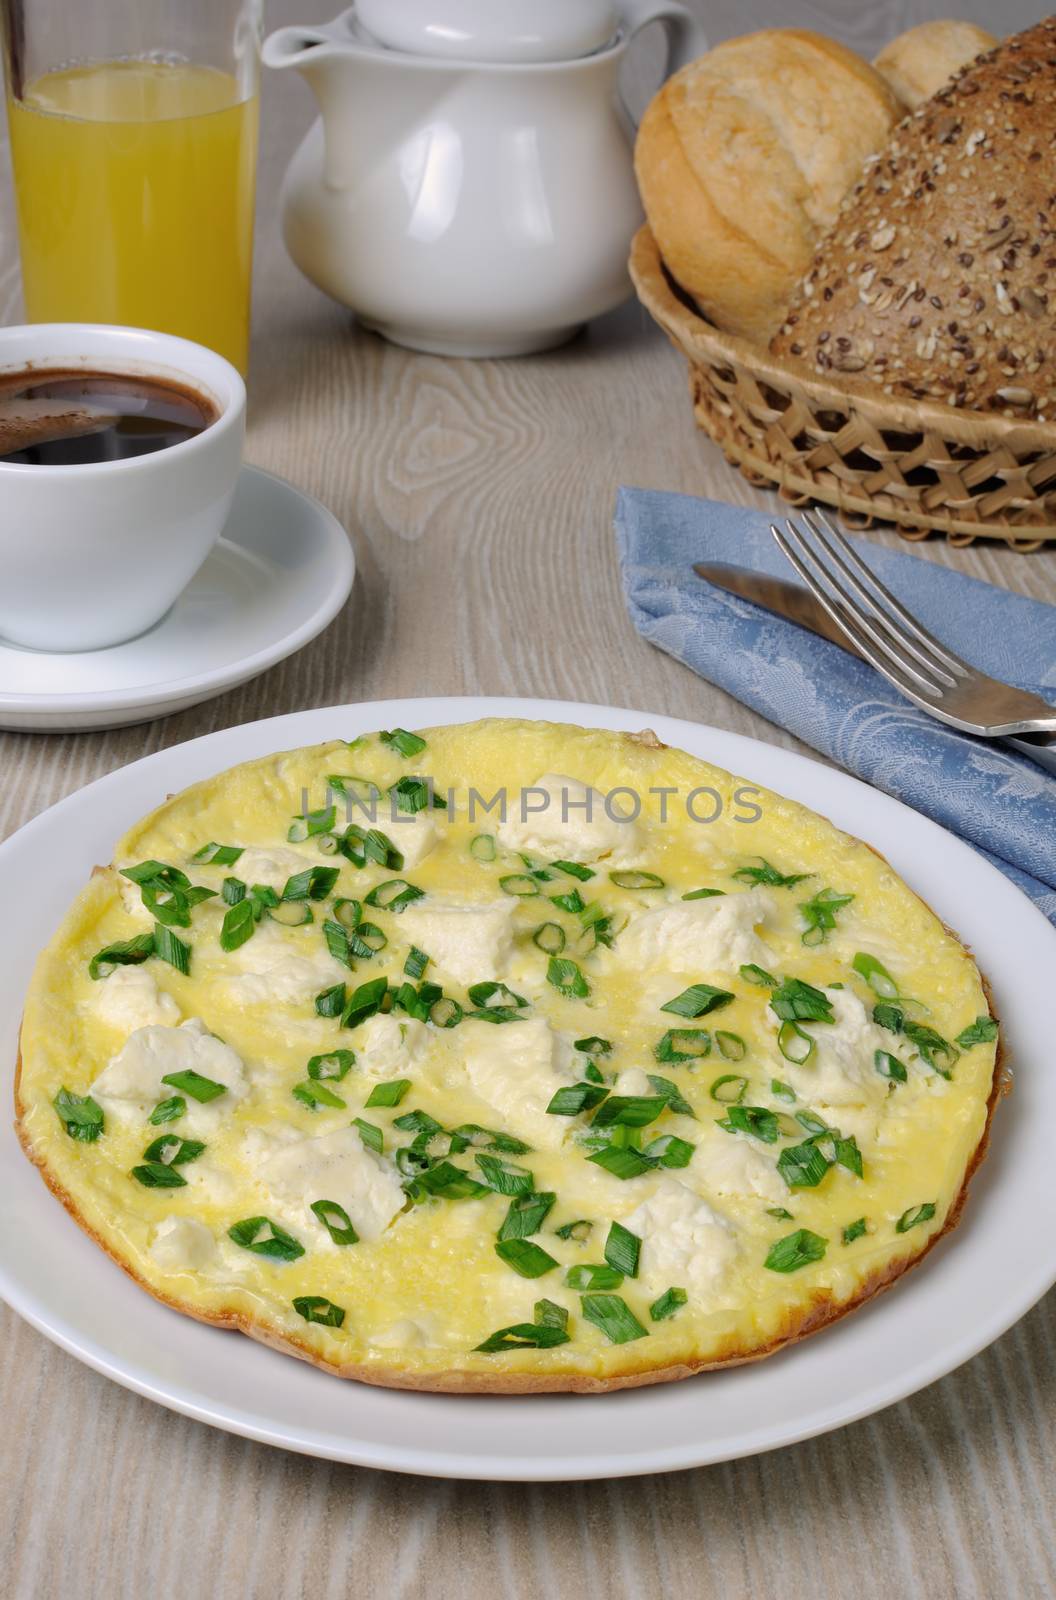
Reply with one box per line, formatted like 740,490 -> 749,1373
235,846 -> 316,893
778,988 -> 890,1109
92,1018 -> 247,1124
255,1126 -> 406,1242
150,1215 -> 217,1272
616,887 -> 774,975
460,1017 -> 576,1149
695,1133 -> 786,1204
91,965 -> 181,1034
496,772 -> 639,863
386,806 -> 439,868
373,1318 -> 428,1349
398,898 -> 515,985
222,922 -> 348,1006
615,1066 -> 652,1097
623,1177 -> 739,1303
350,1012 -> 429,1078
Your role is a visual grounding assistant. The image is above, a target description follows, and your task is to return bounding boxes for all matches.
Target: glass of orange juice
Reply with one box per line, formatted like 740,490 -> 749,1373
1,0 -> 261,374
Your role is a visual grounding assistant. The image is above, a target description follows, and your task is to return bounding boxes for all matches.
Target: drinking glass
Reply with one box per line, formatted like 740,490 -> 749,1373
1,0 -> 262,373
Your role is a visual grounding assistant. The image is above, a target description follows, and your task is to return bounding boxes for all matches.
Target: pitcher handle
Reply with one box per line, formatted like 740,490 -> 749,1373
618,0 -> 707,130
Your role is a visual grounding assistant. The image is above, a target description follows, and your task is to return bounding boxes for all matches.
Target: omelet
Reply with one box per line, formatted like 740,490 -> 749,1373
15,720 -> 1004,1392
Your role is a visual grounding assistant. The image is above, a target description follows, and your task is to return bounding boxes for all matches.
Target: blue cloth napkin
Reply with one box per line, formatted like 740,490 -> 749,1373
615,487 -> 1056,927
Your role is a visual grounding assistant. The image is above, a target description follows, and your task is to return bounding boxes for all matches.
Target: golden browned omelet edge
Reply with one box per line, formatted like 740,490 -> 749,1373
12,730 -> 1009,1395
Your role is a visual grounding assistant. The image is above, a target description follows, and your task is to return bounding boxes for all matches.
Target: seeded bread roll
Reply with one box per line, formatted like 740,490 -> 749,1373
634,30 -> 904,345
771,19 -> 1056,422
874,20 -> 998,110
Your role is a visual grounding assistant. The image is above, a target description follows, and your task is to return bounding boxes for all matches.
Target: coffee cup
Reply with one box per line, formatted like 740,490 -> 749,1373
0,323 -> 245,652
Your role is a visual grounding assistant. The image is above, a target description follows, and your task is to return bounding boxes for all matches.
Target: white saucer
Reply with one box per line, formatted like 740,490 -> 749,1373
0,466 -> 355,732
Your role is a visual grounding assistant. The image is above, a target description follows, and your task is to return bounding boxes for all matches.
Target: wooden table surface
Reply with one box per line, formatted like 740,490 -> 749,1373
2,2 -> 1054,1595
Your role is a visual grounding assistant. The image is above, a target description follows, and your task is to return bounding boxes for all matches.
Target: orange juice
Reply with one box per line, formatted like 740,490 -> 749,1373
7,61 -> 258,372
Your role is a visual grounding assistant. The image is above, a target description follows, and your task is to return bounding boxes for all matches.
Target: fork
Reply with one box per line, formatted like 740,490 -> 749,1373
771,511 -> 1056,746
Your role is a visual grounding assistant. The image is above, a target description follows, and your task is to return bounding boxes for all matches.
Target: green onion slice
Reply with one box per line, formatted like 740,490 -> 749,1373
364,1078 -> 410,1108
429,996 -> 463,1029
655,1028 -> 711,1063
293,1080 -> 346,1111
53,1087 -> 104,1142
764,1228 -> 828,1272
495,1239 -> 558,1278
403,946 -> 429,980
554,1219 -> 592,1242
649,1287 -> 687,1322
642,1133 -> 694,1168
307,1049 -> 355,1082
475,1154 -> 534,1195
311,1198 -> 359,1245
740,963 -> 778,987
220,899 -> 256,953
709,1073 -> 747,1106
904,1022 -> 959,1078
591,1095 -> 665,1129
580,1293 -> 648,1344
718,1104 -> 778,1143
647,1074 -> 694,1116
777,1139 -> 831,1189
532,922 -> 566,955
770,979 -> 834,1024
293,1295 -> 345,1328
955,1016 -> 998,1049
470,833 -> 496,862
546,957 -> 589,998
161,1068 -> 225,1103
609,870 -> 665,890
552,860 -> 594,881
475,1321 -> 570,1352
227,1218 -> 307,1261
364,879 -> 424,913
682,887 -> 724,901
778,1020 -> 815,1064
130,1160 -> 187,1188
191,842 -> 244,866
566,1263 -> 623,1290
770,1078 -> 796,1102
342,976 -> 389,1029
153,922 -> 191,975
575,1036 -> 612,1056
660,983 -> 734,1019
587,1146 -> 654,1180
499,873 -> 538,897
715,1031 -> 746,1062
842,1218 -> 868,1244
379,728 -> 427,758
604,1220 -> 641,1278
148,1096 -> 185,1125
142,1135 -> 204,1166
732,859 -> 811,888
88,933 -> 155,980
874,1049 -> 908,1083
896,1202 -> 937,1234
497,1192 -> 556,1240
852,951 -> 899,998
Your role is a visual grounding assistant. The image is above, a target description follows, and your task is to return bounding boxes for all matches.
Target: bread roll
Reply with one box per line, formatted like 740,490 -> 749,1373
875,20 -> 997,109
771,20 -> 1056,421
634,30 -> 904,345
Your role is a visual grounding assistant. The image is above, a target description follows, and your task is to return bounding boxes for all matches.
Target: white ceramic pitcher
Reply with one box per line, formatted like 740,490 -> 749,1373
263,0 -> 706,356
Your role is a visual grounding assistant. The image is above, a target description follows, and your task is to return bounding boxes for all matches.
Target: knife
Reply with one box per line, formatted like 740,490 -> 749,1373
694,561 -> 1056,778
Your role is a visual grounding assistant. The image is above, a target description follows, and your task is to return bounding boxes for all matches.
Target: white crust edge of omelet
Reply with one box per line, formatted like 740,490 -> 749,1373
11,729 -> 1010,1395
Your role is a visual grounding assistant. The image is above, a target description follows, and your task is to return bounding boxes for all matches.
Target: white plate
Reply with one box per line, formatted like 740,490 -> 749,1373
2,696 -> 1053,1481
0,466 -> 355,732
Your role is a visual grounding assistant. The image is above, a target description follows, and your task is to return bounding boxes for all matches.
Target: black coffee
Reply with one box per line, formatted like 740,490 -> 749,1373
0,367 -> 218,465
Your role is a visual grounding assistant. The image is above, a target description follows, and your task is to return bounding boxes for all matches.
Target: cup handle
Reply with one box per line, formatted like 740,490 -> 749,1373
618,0 -> 708,131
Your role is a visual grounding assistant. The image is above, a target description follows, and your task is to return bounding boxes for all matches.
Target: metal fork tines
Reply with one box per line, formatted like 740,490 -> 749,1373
770,511 -> 1056,740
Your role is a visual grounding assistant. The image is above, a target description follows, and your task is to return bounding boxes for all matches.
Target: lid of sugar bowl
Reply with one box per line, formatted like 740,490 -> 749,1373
355,0 -> 621,63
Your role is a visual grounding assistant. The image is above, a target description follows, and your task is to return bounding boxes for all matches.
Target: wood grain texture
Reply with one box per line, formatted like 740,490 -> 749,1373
1,1 -> 1055,1594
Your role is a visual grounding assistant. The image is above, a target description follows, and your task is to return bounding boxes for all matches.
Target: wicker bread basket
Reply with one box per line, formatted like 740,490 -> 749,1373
630,225 -> 1056,550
